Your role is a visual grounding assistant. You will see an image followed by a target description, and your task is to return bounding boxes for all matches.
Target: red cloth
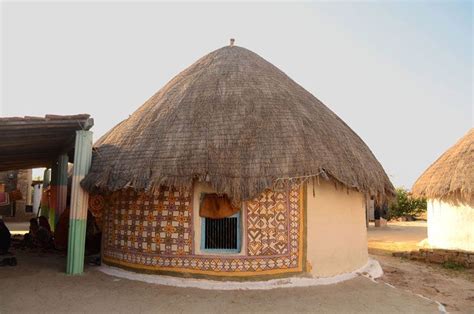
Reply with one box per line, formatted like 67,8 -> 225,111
0,192 -> 9,206
199,194 -> 240,219
54,207 -> 70,250
9,189 -> 23,201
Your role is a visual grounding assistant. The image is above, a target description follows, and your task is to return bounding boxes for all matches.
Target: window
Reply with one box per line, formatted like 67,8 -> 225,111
200,204 -> 241,254
203,213 -> 240,251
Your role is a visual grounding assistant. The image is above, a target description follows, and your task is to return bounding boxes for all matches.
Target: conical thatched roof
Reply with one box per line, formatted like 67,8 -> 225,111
412,129 -> 473,203
82,44 -> 394,203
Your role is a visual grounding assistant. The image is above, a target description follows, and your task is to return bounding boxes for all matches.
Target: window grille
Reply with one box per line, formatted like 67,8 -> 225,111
204,216 -> 239,250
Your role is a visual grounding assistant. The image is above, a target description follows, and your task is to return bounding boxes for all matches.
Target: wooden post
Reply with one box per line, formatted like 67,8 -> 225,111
40,168 -> 51,217
49,161 -> 59,230
66,130 -> 93,275
57,153 -> 69,223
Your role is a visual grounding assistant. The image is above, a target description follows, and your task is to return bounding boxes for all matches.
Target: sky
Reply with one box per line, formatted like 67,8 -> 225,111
1,1 -> 472,188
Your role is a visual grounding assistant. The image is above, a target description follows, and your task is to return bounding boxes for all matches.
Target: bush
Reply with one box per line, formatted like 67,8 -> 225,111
442,261 -> 465,271
388,187 -> 427,219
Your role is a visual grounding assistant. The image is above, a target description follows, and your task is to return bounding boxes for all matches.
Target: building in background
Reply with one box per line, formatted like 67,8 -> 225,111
0,169 -> 34,221
413,129 -> 473,252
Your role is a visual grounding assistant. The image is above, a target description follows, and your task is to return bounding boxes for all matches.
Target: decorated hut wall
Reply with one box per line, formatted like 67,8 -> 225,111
93,182 -> 304,278
92,179 -> 372,278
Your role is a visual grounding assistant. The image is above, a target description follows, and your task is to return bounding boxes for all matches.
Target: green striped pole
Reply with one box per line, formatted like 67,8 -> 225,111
66,130 -> 93,275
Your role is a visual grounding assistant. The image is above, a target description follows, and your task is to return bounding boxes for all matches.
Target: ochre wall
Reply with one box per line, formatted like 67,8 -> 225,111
427,199 -> 474,252
306,180 -> 368,277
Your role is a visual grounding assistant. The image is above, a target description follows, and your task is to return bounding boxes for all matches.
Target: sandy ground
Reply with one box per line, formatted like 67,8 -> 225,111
368,221 -> 474,313
1,221 -> 471,313
0,250 -> 439,314
367,220 -> 428,253
5,222 -> 29,235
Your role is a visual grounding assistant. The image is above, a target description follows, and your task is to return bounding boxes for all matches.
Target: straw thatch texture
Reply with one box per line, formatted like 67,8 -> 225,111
82,45 -> 394,203
0,114 -> 93,171
412,129 -> 473,203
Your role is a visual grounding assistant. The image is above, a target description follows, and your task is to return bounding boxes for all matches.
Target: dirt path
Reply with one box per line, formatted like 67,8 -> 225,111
1,250 -> 439,313
368,221 -> 474,313
374,254 -> 474,313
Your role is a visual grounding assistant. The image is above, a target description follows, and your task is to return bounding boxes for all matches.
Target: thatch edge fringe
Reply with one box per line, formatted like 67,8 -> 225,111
81,167 -> 394,205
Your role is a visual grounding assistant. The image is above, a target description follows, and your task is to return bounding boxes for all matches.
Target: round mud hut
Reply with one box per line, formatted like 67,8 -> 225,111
82,43 -> 394,279
412,129 -> 473,252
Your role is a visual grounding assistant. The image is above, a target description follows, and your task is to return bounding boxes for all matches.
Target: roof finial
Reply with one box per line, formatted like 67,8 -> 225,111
230,38 -> 235,47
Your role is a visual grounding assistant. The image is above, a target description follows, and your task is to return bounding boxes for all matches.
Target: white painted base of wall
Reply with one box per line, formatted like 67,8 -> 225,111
427,199 -> 474,252
98,258 -> 383,290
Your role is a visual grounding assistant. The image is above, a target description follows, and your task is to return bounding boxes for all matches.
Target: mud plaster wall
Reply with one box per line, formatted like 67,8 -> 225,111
306,180 -> 368,277
101,183 -> 304,277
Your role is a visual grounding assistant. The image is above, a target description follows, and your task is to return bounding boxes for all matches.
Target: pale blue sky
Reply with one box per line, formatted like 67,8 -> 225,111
1,1 -> 472,188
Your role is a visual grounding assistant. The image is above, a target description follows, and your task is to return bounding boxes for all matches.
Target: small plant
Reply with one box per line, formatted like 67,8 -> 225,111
387,187 -> 427,219
442,261 -> 465,271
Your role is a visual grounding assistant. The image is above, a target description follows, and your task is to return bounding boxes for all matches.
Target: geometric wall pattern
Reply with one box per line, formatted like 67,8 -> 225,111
105,187 -> 193,257
247,189 -> 290,256
102,184 -> 304,277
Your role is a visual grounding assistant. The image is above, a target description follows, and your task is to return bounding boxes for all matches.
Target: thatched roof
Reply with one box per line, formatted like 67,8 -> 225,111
0,114 -> 93,171
412,128 -> 473,203
82,44 -> 394,203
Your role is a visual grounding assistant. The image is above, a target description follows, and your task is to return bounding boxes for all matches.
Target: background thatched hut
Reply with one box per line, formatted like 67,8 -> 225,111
83,43 -> 394,279
413,129 -> 473,252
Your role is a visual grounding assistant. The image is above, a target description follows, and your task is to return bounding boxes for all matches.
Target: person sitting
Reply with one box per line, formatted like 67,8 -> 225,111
22,218 -> 39,248
0,216 -> 16,267
86,211 -> 101,254
0,216 -> 11,255
37,216 -> 53,250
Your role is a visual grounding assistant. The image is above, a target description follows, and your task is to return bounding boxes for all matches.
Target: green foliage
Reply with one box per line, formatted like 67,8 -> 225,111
388,187 -> 427,219
442,261 -> 465,271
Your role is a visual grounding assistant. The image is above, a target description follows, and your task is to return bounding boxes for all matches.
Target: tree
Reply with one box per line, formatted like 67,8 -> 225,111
388,187 -> 427,219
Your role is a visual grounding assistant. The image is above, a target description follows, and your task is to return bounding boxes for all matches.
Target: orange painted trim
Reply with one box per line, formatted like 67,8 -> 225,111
298,184 -> 304,270
103,255 -> 303,277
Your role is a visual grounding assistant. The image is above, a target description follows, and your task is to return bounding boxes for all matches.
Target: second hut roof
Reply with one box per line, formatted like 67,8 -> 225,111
412,128 -> 473,203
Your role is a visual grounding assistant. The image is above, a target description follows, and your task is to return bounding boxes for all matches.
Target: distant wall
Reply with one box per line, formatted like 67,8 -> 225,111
427,199 -> 474,252
306,180 -> 368,277
0,169 -> 34,221
17,169 -> 33,205
0,170 -> 17,192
